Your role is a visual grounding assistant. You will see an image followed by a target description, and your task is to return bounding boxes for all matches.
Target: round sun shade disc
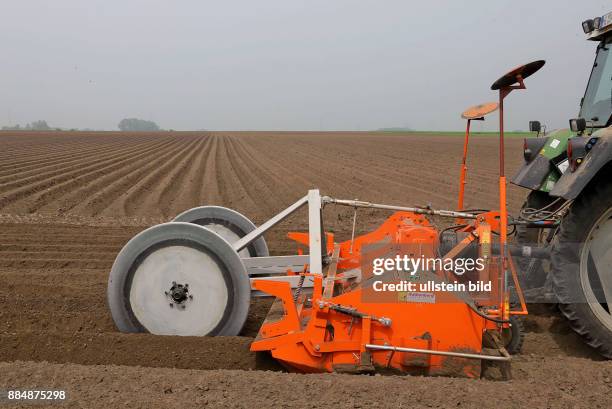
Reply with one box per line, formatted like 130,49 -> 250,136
491,60 -> 546,90
461,102 -> 499,120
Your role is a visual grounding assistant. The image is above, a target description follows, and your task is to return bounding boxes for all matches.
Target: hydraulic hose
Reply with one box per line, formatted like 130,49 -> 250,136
466,302 -> 510,324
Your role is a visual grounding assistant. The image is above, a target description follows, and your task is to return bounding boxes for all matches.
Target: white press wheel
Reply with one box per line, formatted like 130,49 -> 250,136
107,222 -> 250,336
173,206 -> 268,258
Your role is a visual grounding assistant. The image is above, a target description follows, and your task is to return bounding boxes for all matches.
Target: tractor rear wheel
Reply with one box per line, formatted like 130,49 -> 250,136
107,222 -> 251,336
551,182 -> 612,358
173,206 -> 268,258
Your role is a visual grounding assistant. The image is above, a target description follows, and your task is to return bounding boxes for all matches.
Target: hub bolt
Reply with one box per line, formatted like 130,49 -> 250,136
165,282 -> 194,308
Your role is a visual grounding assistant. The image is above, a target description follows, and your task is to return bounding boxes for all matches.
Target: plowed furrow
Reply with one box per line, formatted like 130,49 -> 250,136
0,139 -> 176,211
0,251 -> 116,260
222,137 -> 288,212
214,135 -> 260,215
0,235 -> 132,245
0,226 -> 137,235
0,134 -> 138,165
67,138 -> 195,217
180,133 -> 215,209
89,138 -> 201,217
243,141 -> 319,202
153,135 -> 211,217
239,135 -> 386,205
0,139 -> 95,160
199,135 -> 223,205
0,134 -> 162,185
0,259 -> 111,269
0,244 -> 120,252
0,134 -> 153,179
0,140 -> 172,210
26,138 -> 181,214
279,137 -> 454,205
115,137 -> 203,218
222,136 -> 281,216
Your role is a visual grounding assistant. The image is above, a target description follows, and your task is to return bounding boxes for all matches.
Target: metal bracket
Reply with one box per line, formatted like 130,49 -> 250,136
233,190 -> 325,292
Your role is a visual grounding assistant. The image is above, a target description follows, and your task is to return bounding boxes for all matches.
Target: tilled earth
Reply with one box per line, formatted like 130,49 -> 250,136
0,131 -> 610,408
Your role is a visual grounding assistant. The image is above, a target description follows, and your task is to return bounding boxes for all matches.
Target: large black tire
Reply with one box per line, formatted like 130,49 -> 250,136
173,206 -> 269,259
551,181 -> 612,358
108,222 -> 251,336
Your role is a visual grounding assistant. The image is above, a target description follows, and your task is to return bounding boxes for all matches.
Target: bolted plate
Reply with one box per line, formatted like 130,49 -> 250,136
491,60 -> 545,90
129,245 -> 229,335
461,102 -> 499,120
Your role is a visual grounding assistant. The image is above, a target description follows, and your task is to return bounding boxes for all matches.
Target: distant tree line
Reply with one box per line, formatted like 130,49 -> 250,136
118,118 -> 160,131
2,118 -> 164,132
2,120 -> 56,131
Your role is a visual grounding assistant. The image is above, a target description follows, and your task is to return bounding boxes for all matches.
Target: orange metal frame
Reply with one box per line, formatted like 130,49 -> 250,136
251,211 -> 516,377
249,71 -> 538,378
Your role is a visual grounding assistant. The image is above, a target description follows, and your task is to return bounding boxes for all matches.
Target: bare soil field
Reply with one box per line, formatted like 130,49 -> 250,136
0,130 -> 527,221
0,131 -> 610,408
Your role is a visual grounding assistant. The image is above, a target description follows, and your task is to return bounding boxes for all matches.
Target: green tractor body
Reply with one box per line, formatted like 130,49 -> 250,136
512,11 -> 612,358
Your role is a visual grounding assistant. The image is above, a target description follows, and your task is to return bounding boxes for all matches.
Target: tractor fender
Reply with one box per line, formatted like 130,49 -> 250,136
511,130 -> 572,190
511,154 -> 551,190
550,128 -> 612,200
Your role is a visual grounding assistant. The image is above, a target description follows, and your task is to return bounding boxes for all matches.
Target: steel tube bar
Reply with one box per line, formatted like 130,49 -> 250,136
324,197 -> 478,219
365,344 -> 511,361
307,189 -> 323,276
233,195 -> 309,252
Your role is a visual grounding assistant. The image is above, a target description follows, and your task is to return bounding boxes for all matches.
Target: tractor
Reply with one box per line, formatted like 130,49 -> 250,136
513,11 -> 612,358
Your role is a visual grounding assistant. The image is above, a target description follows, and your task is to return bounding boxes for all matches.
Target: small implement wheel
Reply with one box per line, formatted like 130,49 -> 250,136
173,206 -> 268,258
107,222 -> 250,336
502,315 -> 525,355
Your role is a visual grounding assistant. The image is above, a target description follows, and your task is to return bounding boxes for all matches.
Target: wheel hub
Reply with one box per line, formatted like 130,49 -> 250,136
165,281 -> 193,309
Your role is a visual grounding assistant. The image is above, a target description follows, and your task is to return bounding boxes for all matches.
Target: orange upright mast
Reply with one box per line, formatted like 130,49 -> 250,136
490,60 -> 546,321
457,102 -> 499,223
457,119 -> 471,213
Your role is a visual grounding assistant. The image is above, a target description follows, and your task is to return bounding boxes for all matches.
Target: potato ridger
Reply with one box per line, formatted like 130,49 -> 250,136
108,62 -> 554,378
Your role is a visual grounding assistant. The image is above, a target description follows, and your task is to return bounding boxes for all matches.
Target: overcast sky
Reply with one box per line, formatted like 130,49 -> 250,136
0,1 -> 609,131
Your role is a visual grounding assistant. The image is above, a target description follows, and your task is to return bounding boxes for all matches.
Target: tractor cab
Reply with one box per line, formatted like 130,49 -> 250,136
575,15 -> 612,131
527,13 -> 612,135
